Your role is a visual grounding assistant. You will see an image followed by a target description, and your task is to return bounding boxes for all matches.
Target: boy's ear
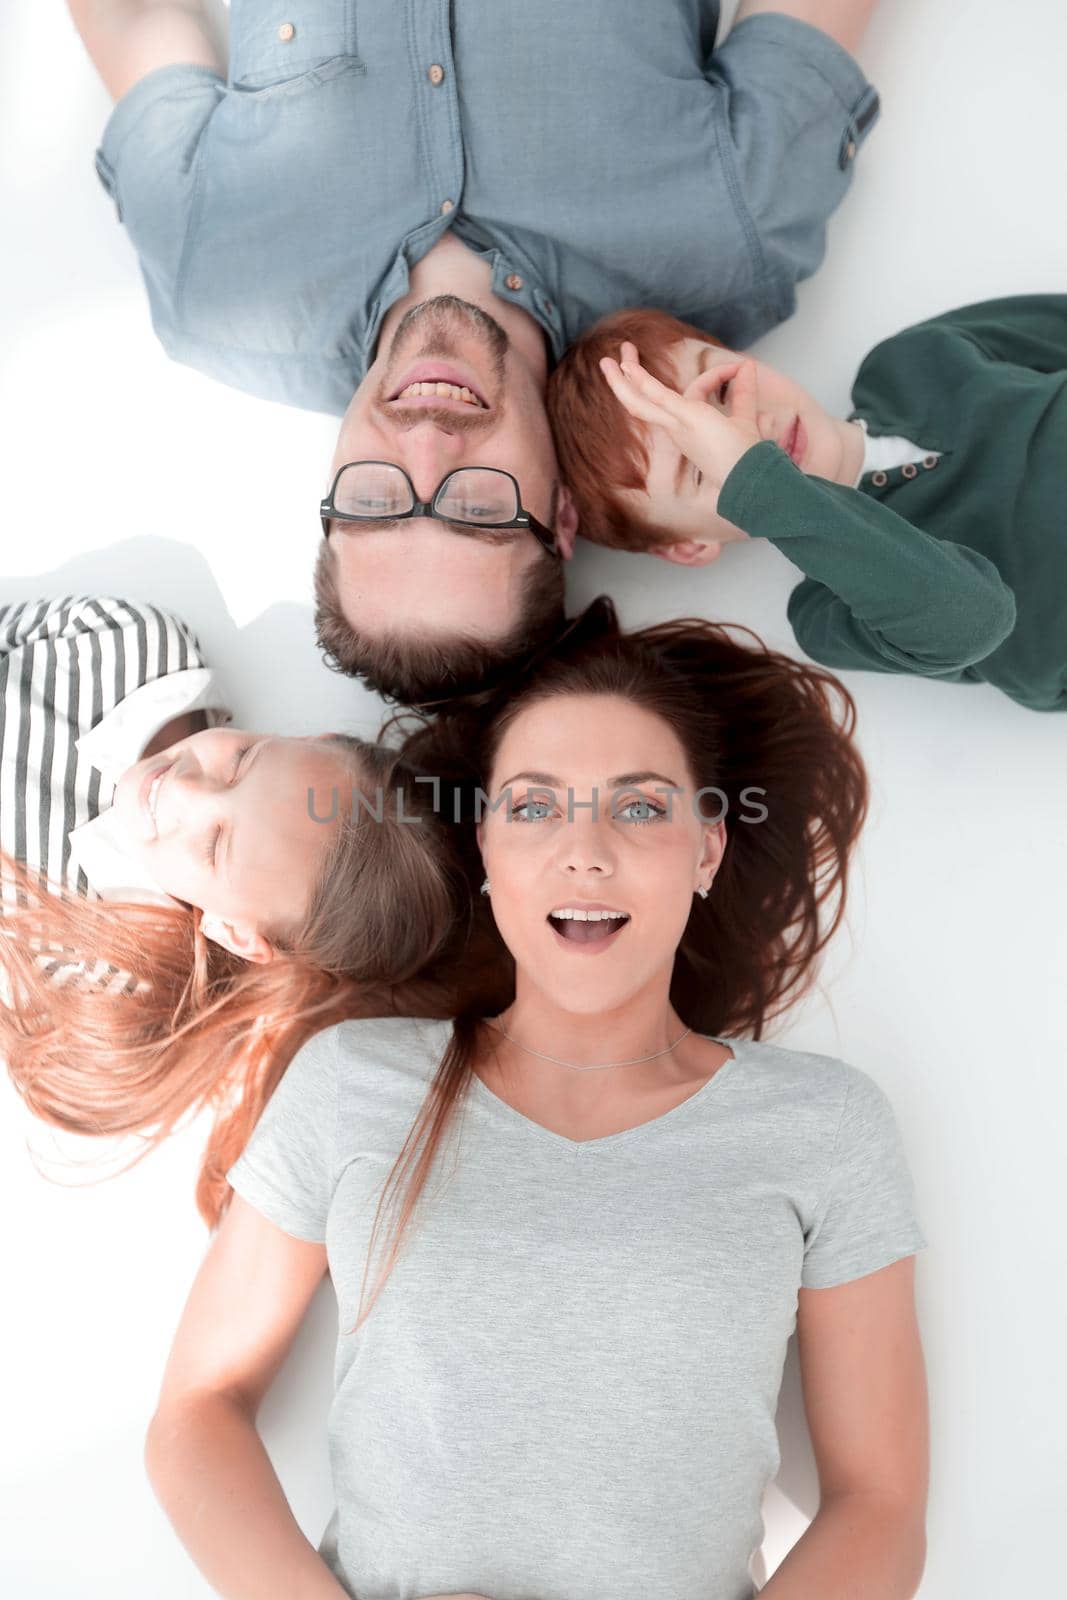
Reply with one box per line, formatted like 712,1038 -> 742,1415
649,540 -> 723,566
552,486 -> 579,561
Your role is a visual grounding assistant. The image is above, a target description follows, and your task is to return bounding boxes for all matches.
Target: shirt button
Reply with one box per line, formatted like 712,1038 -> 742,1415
505,273 -> 524,291
871,470 -> 889,487
278,22 -> 296,43
922,454 -> 939,469
427,63 -> 445,86
901,462 -> 918,479
440,198 -> 454,215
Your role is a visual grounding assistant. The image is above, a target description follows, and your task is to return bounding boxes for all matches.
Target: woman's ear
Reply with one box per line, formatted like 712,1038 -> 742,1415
552,486 -> 579,560
699,820 -> 727,889
649,540 -> 723,566
199,912 -> 275,965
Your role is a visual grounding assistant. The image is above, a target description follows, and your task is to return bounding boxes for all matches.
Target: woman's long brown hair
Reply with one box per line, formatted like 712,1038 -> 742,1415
346,595 -> 869,1332
0,735 -> 510,1227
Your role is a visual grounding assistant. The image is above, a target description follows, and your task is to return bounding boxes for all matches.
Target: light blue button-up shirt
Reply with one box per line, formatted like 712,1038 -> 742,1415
94,2 -> 879,416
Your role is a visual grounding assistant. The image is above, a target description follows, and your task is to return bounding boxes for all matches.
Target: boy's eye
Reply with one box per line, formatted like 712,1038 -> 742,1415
691,462 -> 704,490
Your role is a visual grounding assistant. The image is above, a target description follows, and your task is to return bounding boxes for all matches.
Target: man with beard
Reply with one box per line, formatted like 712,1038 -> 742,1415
72,1 -> 882,703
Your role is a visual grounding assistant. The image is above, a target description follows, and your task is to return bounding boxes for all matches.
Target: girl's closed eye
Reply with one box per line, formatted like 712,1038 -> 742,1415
200,747 -> 251,864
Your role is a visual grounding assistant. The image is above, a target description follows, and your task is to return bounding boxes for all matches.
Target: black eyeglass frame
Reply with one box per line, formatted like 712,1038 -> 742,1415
320,461 -> 560,558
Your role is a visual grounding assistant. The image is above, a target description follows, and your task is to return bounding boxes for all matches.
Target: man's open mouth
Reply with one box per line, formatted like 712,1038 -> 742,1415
547,906 -> 631,948
388,363 -> 489,408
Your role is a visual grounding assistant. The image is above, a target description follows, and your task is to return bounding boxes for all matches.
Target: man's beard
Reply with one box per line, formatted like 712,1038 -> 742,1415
381,294 -> 510,403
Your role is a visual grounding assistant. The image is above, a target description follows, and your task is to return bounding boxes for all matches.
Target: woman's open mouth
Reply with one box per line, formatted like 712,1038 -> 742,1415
547,904 -> 631,954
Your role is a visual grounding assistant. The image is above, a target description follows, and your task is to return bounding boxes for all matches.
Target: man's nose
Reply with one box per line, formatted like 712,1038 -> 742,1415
396,422 -> 473,498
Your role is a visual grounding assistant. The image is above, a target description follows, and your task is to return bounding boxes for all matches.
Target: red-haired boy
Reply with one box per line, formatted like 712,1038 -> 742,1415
547,299 -> 1067,713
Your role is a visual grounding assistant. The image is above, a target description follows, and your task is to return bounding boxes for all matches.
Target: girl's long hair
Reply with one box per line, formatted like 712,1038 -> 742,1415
0,735 -> 510,1228
347,595 -> 870,1332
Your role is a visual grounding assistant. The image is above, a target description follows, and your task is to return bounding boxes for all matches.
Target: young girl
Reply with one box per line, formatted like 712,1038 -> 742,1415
143,598 -> 929,1600
547,296 -> 1067,713
0,595 -> 509,1223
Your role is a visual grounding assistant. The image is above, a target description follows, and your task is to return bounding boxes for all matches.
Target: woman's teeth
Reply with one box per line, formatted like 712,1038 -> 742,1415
548,909 -> 631,944
396,381 -> 484,406
550,908 -> 629,921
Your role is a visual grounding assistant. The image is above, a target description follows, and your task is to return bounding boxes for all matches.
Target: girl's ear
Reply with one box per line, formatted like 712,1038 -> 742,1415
649,540 -> 723,566
199,912 -> 275,965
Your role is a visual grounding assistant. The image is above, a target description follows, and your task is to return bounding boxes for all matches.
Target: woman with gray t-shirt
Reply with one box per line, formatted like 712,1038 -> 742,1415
145,599 -> 929,1600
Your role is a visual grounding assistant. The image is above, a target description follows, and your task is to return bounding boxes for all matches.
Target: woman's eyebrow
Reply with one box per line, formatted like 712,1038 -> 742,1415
496,769 -> 681,789
495,764 -> 566,784
610,770 -> 681,789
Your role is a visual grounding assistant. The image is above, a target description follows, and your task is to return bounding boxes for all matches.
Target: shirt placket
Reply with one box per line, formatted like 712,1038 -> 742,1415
408,0 -> 464,231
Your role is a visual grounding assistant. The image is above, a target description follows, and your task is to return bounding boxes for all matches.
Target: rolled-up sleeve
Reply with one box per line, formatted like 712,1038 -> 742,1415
94,65 -> 225,317
707,13 -> 880,321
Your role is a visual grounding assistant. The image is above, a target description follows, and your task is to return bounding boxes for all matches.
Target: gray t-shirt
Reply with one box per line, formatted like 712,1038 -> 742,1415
228,1015 -> 927,1600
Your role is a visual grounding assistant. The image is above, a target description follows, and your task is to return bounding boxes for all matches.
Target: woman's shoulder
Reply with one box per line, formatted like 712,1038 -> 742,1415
729,1034 -> 887,1115
329,1012 -> 456,1061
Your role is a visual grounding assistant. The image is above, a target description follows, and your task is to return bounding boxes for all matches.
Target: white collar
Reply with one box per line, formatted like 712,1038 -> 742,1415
68,667 -> 232,904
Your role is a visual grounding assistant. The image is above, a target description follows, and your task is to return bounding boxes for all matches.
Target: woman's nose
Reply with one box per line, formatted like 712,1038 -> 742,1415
556,811 -> 616,874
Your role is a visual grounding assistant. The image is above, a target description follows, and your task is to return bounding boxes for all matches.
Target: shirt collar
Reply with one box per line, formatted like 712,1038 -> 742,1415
69,667 -> 232,903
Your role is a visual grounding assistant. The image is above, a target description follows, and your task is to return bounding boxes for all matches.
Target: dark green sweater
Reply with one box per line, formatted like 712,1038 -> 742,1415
717,295 -> 1067,712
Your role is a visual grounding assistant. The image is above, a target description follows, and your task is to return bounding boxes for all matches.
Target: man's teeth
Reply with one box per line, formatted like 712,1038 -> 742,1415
550,909 -> 630,922
397,381 -> 484,406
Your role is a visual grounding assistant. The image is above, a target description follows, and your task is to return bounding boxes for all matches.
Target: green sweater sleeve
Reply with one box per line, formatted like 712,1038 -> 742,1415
899,294 -> 1067,374
717,441 -> 1017,678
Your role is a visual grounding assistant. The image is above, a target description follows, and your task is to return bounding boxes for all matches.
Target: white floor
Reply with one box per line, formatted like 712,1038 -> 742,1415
2,2 -> 1066,1595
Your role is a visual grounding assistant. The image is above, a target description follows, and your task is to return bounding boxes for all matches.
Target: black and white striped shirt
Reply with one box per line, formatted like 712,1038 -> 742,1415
0,596 -> 224,898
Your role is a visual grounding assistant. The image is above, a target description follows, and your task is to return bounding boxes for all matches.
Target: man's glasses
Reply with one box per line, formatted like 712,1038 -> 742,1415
320,462 -> 560,557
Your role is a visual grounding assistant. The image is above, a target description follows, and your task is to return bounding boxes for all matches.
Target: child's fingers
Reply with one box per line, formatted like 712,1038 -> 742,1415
599,356 -> 679,431
681,359 -> 747,406
725,358 -> 760,424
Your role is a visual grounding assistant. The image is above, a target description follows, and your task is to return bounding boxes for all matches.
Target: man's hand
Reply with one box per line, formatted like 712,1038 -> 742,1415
599,340 -> 764,516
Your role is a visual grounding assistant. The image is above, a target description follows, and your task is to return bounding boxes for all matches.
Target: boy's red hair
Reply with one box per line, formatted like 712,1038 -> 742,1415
547,307 -> 726,552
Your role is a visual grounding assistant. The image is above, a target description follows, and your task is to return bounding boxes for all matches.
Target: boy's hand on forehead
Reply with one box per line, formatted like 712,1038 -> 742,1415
599,341 -> 764,511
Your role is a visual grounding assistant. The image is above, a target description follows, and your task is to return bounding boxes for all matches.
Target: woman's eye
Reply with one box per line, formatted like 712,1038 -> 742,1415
230,745 -> 252,781
203,826 -> 221,867
616,797 -> 666,825
511,797 -> 554,822
691,462 -> 704,489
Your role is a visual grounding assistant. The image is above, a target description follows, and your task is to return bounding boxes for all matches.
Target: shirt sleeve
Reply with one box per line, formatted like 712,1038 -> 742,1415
94,64 -> 225,295
226,1026 -> 339,1243
718,441 -> 1018,677
707,13 -> 879,320
802,1068 -> 928,1289
891,295 -> 1067,375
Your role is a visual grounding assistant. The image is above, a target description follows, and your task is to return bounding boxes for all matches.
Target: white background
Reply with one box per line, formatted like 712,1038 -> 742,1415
2,1 -> 1066,1594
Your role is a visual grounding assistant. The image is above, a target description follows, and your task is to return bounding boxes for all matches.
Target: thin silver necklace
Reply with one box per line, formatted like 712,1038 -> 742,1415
486,1018 -> 692,1072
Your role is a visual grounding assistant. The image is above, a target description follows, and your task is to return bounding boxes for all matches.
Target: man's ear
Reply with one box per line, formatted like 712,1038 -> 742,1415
649,540 -> 723,566
199,912 -> 276,965
552,486 -> 579,561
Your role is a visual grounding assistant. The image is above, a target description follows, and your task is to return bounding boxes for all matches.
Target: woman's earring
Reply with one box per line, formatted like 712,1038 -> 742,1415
480,878 -> 491,895
696,885 -> 709,899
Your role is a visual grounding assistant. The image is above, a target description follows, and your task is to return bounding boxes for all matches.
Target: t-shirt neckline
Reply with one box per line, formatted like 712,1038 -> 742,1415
465,1030 -> 745,1153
